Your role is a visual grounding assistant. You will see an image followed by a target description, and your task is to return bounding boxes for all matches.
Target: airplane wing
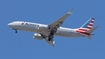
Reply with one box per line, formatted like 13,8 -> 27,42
40,33 -> 55,47
40,8 -> 73,46
48,8 -> 73,29
44,37 -> 55,47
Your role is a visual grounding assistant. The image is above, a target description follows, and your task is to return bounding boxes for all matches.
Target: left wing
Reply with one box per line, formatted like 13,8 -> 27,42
44,37 -> 55,47
40,33 -> 55,47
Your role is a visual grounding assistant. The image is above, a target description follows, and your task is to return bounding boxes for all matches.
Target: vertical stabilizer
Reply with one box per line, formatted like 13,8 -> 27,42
81,18 -> 95,30
76,18 -> 98,39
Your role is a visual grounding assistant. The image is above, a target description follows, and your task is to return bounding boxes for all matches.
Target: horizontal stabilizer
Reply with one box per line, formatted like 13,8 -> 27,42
87,26 -> 98,33
86,26 -> 98,39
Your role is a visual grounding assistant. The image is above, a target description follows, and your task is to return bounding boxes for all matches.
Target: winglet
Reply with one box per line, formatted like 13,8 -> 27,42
68,8 -> 73,14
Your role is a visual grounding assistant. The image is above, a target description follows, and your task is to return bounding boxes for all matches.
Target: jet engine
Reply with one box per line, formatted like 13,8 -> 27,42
33,33 -> 43,40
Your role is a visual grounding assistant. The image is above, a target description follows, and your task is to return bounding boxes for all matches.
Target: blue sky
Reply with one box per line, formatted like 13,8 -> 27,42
0,0 -> 105,59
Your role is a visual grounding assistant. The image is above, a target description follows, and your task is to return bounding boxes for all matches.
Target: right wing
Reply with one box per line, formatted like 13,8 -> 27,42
48,8 -> 73,29
46,9 -> 73,44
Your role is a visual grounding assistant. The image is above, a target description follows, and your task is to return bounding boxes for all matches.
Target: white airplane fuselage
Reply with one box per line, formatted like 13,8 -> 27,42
7,8 -> 97,46
8,21 -> 85,38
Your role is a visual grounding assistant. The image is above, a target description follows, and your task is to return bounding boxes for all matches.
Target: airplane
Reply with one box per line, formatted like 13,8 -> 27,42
8,9 -> 98,47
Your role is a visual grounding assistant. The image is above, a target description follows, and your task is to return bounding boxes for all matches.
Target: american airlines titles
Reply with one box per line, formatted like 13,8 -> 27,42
24,22 -> 39,27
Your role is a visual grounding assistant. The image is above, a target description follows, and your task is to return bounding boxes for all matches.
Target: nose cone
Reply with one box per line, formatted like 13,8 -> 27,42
8,23 -> 13,26
8,21 -> 24,29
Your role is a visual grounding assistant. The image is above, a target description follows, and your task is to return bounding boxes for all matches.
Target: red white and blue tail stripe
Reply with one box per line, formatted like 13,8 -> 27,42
81,18 -> 95,30
76,18 -> 95,35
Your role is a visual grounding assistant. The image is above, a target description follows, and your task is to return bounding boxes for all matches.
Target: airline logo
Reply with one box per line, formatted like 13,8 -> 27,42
24,22 -> 39,27
76,18 -> 95,35
82,18 -> 95,29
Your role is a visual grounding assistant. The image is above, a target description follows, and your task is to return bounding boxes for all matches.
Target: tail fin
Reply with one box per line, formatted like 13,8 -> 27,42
76,18 -> 98,39
81,18 -> 95,30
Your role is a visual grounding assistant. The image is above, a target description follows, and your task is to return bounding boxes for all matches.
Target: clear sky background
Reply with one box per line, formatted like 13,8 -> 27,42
0,0 -> 105,59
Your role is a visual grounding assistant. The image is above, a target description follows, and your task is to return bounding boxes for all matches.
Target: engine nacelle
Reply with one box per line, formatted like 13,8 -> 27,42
33,33 -> 43,40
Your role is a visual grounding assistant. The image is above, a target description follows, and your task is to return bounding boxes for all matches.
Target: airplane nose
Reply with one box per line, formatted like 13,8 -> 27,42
8,23 -> 12,26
